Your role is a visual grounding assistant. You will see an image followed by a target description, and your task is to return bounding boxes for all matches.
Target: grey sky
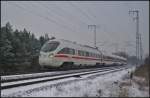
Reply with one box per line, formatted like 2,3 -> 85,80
1,1 -> 149,57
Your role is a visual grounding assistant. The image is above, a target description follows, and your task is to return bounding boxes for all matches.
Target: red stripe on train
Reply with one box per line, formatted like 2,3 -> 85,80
54,54 -> 100,61
72,56 -> 100,60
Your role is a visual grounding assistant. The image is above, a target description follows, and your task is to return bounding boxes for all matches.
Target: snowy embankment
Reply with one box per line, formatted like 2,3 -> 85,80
1,66 -> 149,97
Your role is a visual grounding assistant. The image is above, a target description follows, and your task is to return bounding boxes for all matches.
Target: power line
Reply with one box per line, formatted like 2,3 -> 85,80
69,2 -> 95,24
30,3 -> 83,34
70,2 -> 97,23
11,3 -> 80,34
32,2 -> 81,34
85,5 -> 97,22
53,3 -> 89,26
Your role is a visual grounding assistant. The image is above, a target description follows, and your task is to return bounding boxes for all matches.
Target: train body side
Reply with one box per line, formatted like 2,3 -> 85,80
39,39 -> 127,68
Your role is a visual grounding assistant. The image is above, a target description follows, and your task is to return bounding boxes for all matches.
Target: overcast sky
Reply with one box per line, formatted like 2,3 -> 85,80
1,1 -> 149,57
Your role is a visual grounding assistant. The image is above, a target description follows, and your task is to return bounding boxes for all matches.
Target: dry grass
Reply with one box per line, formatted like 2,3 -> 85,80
119,87 -> 129,97
120,80 -> 132,87
133,64 -> 149,86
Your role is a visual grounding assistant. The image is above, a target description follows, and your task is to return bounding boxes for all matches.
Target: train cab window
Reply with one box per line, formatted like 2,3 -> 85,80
41,41 -> 59,52
57,48 -> 68,54
58,48 -> 75,55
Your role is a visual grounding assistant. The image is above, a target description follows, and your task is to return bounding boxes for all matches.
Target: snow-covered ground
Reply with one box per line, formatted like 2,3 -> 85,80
1,66 -> 149,97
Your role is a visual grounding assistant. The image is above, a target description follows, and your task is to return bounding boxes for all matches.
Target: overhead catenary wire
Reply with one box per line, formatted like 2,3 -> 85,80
10,2 -> 114,38
69,2 -> 95,24
39,3 -> 77,27
30,2 -> 81,35
68,2 -> 115,48
85,5 -> 97,21
9,2 -> 104,46
11,3 -> 81,35
53,3 -> 89,26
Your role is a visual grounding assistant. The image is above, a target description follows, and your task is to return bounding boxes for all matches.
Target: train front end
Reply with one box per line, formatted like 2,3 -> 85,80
39,40 -> 62,68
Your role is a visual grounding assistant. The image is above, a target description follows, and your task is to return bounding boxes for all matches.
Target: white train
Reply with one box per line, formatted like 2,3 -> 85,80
39,39 -> 127,68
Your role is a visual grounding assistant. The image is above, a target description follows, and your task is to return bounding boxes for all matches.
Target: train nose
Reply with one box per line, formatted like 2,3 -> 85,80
39,52 -> 53,65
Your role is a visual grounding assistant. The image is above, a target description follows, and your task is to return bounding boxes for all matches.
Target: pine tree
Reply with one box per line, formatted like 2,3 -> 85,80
0,26 -> 14,64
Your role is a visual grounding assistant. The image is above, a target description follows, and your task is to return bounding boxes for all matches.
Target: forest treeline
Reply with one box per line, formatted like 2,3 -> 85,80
0,22 -> 54,74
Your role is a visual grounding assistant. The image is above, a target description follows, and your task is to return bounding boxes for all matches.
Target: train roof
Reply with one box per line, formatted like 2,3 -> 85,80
48,39 -> 100,53
115,55 -> 127,60
47,39 -> 126,60
102,52 -> 126,60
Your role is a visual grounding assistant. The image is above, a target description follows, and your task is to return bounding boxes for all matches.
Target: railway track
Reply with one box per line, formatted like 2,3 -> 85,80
1,65 -> 111,83
1,65 -> 130,90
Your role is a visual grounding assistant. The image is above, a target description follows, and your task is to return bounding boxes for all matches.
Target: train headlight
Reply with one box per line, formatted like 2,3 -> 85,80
49,53 -> 54,58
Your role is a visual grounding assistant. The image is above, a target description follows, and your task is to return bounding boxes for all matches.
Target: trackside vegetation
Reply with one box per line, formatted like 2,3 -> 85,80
0,22 -> 55,75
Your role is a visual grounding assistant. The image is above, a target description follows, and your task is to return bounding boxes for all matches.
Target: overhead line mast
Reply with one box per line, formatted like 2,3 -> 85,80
129,10 -> 142,61
88,25 -> 97,48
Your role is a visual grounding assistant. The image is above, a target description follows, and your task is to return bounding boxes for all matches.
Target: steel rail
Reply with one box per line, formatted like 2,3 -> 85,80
1,65 -> 129,90
1,65 -> 123,83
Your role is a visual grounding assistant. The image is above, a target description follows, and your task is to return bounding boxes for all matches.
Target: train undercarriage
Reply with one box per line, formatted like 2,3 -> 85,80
40,61 -> 124,71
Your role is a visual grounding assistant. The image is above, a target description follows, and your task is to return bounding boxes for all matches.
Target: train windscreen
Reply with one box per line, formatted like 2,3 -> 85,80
41,41 -> 59,52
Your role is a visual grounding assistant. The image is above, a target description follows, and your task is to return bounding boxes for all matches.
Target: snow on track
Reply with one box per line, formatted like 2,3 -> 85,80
1,66 -> 136,97
2,66 -> 121,88
1,66 -> 132,97
1,68 -> 108,87
1,67 -> 106,81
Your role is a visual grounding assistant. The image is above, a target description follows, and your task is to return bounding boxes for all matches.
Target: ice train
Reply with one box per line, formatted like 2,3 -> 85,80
39,39 -> 127,68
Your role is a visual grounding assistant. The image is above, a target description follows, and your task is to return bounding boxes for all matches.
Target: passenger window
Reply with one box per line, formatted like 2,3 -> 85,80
86,52 -> 89,56
81,51 -> 84,56
78,50 -> 82,56
72,49 -> 75,55
69,48 -> 75,55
